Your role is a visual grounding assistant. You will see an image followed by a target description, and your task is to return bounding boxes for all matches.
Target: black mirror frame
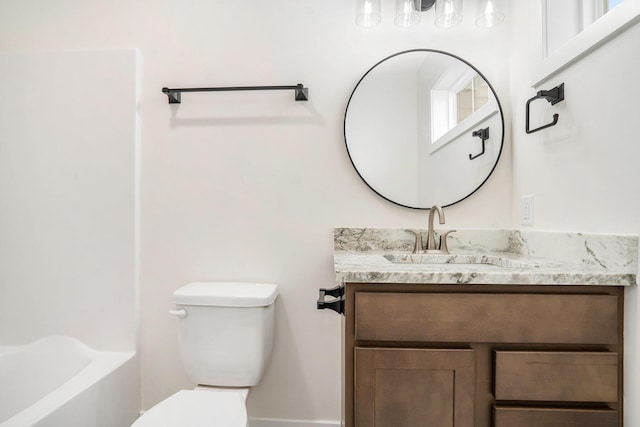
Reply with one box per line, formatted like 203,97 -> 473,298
343,49 -> 505,210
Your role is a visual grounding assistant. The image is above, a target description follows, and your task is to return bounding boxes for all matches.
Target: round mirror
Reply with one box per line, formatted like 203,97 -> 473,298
344,49 -> 504,209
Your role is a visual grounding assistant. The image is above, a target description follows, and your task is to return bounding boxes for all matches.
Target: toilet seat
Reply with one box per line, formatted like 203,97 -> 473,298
131,389 -> 248,427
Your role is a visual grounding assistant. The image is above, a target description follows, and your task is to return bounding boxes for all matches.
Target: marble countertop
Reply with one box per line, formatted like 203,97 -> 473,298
334,228 -> 638,286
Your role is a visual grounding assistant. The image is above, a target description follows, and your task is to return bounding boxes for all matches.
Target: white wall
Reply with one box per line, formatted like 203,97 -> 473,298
0,49 -> 138,352
0,0 -> 511,422
508,0 -> 640,423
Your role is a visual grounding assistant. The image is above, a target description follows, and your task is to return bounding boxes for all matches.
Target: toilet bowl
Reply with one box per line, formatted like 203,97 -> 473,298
131,387 -> 249,427
131,282 -> 278,427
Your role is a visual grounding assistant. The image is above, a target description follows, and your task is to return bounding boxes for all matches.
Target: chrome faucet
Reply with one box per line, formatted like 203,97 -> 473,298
411,205 -> 456,254
426,205 -> 445,251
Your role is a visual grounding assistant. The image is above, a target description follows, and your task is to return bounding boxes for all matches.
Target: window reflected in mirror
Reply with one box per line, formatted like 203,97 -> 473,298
457,75 -> 489,124
430,69 -> 496,153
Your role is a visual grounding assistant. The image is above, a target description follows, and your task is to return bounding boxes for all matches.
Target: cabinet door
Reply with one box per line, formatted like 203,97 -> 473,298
355,347 -> 475,427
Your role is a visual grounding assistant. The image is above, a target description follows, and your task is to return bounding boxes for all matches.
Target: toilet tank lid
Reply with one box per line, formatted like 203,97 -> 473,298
173,282 -> 279,307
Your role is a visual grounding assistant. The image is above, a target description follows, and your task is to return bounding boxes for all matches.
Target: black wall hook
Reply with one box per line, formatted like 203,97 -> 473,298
469,127 -> 489,160
525,83 -> 564,134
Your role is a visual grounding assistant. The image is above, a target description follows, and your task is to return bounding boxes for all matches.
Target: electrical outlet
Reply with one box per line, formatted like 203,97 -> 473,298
521,195 -> 534,226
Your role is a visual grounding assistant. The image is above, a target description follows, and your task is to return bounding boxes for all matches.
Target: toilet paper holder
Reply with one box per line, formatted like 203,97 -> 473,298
525,83 -> 565,134
317,284 -> 345,315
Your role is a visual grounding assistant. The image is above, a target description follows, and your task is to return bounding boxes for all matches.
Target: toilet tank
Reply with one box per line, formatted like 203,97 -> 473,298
171,282 -> 279,387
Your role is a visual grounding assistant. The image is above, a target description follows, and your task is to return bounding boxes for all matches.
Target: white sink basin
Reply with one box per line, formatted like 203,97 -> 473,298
383,253 -> 541,269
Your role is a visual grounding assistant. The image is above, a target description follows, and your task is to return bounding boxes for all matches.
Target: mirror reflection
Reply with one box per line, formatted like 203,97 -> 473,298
344,49 -> 504,209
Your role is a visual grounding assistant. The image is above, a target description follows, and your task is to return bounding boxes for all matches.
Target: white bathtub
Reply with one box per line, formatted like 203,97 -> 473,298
0,336 -> 139,427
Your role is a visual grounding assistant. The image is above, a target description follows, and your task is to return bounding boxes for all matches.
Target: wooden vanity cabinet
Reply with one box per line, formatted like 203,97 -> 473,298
343,283 -> 624,427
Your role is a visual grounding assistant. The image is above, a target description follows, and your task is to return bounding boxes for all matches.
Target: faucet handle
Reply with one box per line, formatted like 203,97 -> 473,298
438,230 -> 457,254
410,230 -> 424,254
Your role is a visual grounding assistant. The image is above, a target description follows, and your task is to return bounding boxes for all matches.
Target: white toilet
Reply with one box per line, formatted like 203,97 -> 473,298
132,282 -> 279,427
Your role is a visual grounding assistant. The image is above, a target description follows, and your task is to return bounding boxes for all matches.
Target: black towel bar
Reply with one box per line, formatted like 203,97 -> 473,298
162,84 -> 309,104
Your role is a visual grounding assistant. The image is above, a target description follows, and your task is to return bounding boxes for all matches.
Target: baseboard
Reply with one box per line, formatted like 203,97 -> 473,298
249,417 -> 341,427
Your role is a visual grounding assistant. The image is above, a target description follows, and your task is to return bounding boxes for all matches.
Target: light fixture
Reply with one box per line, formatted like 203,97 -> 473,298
475,0 -> 504,28
356,0 -> 382,27
356,0 -> 504,29
395,0 -> 421,28
416,0 -> 436,11
434,0 -> 463,28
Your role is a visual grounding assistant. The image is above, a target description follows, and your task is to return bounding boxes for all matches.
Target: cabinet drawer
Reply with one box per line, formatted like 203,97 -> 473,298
493,406 -> 618,427
494,351 -> 618,402
354,292 -> 618,344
